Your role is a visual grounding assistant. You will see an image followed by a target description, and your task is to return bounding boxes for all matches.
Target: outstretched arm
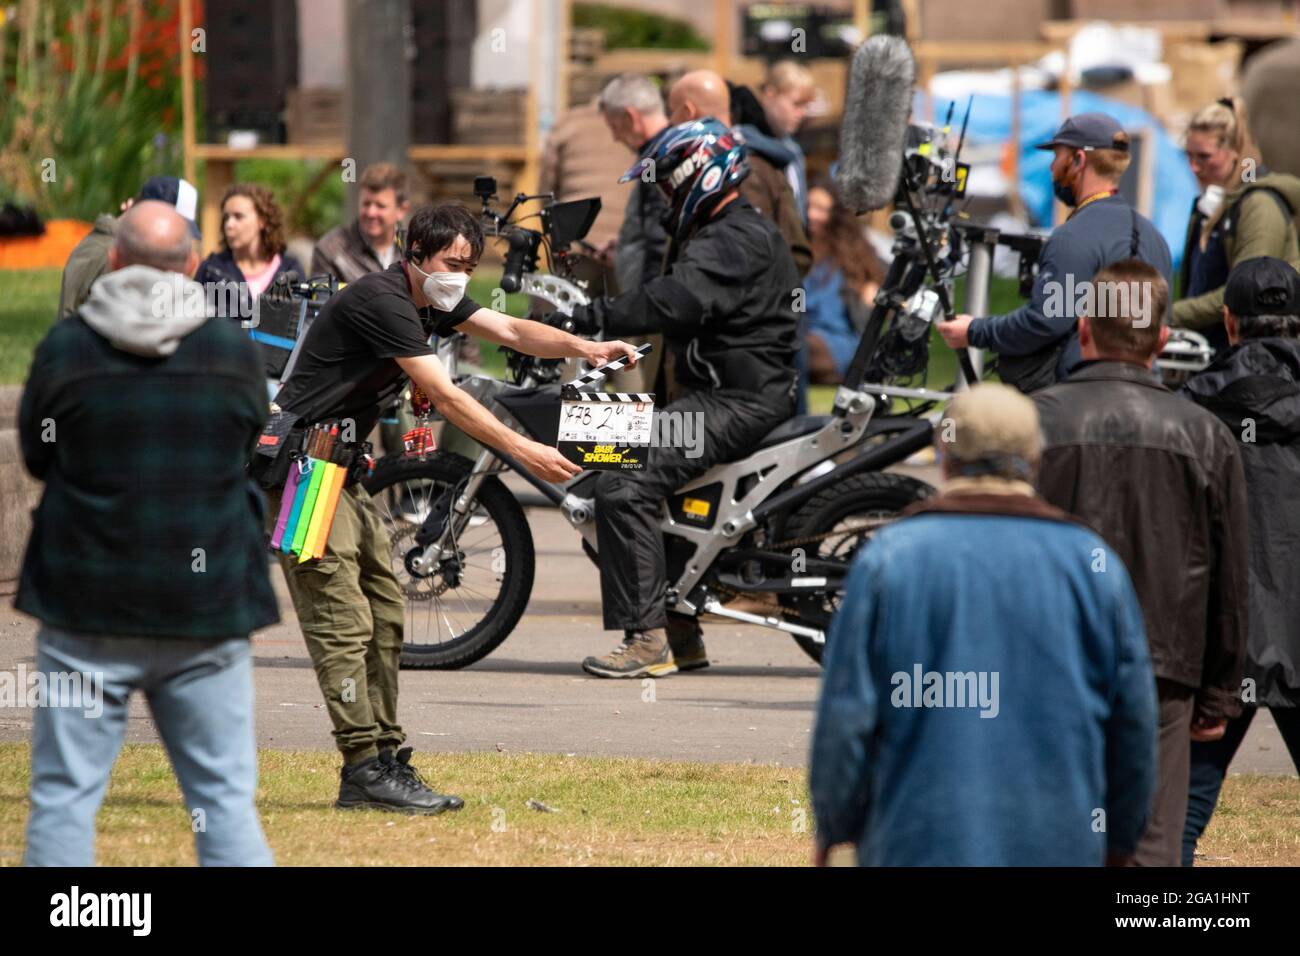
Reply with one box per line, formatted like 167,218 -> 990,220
396,352 -> 581,483
459,307 -> 639,368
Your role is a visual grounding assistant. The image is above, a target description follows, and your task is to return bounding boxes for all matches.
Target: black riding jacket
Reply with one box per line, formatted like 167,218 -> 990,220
583,195 -> 799,404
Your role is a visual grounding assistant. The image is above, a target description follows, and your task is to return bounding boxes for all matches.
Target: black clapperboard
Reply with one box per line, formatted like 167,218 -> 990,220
557,344 -> 654,471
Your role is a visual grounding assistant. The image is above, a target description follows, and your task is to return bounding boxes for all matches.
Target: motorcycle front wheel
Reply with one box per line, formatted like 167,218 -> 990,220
362,452 -> 535,669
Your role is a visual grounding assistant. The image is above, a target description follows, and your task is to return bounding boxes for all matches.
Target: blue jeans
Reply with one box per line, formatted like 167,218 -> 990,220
23,626 -> 273,866
1182,704 -> 1300,866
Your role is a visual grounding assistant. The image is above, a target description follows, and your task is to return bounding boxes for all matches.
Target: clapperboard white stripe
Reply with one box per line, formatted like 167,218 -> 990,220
570,390 -> 655,403
561,343 -> 654,398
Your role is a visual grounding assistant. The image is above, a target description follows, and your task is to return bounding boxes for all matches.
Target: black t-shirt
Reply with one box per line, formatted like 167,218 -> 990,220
275,261 -> 479,436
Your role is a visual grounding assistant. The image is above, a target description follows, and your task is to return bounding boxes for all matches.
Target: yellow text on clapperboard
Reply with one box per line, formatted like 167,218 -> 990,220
583,444 -> 632,464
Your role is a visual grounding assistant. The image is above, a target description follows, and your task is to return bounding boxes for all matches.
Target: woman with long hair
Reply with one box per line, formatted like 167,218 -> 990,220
1174,97 -> 1300,351
801,176 -> 884,385
195,183 -> 304,314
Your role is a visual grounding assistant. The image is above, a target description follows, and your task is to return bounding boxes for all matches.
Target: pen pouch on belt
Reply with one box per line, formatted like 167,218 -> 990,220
283,446 -> 351,561
280,457 -> 315,553
289,458 -> 327,556
270,454 -> 305,551
309,462 -> 348,559
251,408 -> 305,491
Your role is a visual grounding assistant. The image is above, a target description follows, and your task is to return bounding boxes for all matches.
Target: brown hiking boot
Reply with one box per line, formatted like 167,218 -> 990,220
666,616 -> 709,672
581,629 -> 678,679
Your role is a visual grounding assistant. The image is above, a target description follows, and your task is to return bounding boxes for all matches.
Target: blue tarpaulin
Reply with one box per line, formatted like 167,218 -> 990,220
931,89 -> 1198,271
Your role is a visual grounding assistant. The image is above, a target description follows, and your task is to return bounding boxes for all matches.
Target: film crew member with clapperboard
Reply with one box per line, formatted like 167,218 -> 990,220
265,201 -> 639,816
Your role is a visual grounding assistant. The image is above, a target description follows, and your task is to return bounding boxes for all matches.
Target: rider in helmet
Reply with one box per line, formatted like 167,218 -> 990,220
573,117 -> 802,678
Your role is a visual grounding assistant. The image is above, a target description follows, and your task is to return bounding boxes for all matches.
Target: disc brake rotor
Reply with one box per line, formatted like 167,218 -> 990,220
391,524 -> 457,600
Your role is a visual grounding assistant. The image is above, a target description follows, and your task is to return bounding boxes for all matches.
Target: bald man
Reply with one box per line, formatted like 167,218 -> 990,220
669,70 -> 811,275
19,200 -> 278,865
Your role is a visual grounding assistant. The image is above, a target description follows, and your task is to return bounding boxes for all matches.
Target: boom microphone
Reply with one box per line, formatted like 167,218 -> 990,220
836,34 -> 916,214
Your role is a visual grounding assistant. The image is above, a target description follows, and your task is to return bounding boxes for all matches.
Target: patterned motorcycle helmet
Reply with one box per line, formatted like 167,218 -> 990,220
619,117 -> 750,243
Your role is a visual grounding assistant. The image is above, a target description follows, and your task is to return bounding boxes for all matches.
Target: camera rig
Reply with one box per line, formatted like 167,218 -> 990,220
473,175 -> 600,310
844,102 -> 993,407
848,100 -> 1207,405
472,175 -> 602,386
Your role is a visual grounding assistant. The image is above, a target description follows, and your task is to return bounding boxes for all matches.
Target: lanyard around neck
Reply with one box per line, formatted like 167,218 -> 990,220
1070,189 -> 1118,217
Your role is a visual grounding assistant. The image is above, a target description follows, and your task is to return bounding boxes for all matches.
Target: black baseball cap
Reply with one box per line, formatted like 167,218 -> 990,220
136,175 -> 201,239
1035,112 -> 1130,153
1224,256 -> 1300,317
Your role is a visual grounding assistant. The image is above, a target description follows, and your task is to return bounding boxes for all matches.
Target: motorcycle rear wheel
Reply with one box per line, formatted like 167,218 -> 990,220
776,471 -> 934,664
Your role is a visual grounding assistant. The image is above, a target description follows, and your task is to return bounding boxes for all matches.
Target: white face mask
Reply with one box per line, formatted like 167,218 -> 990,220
411,261 -> 470,311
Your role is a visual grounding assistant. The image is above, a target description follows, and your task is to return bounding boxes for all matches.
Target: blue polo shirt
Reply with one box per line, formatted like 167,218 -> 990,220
968,195 -> 1173,379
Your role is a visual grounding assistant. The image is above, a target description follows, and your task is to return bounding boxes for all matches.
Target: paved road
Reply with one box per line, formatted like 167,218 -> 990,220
0,472 -> 1293,774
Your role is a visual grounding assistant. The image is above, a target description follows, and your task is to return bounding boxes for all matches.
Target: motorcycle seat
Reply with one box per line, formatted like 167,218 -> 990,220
754,415 -> 832,451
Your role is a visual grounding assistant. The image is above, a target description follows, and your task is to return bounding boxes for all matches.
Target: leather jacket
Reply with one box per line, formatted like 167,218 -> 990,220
1034,360 -> 1249,720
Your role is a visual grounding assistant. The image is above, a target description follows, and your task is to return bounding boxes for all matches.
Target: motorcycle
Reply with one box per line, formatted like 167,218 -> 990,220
358,150 -> 979,669
263,103 -> 1209,671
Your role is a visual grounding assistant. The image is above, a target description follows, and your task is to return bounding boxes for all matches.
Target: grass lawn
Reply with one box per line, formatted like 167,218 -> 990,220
0,742 -> 1295,866
0,743 -> 815,866
0,268 -> 521,387
0,270 -> 64,386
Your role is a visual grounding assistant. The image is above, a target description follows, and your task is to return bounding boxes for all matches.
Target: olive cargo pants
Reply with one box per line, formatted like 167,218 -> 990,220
266,484 -> 406,764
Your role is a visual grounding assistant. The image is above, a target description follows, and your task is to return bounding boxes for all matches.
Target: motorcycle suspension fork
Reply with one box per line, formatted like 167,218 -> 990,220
411,445 -> 502,573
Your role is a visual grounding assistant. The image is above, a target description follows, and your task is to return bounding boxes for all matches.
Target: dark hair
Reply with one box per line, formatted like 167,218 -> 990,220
1085,258 -> 1170,360
405,201 -> 484,264
807,175 -> 883,293
219,183 -> 287,257
1236,312 -> 1300,339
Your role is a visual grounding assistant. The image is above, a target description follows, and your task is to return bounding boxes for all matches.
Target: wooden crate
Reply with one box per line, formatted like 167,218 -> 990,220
1070,0 -> 1225,18
568,68 -> 613,108
917,0 -> 1057,43
1166,40 -> 1244,120
451,88 -> 527,145
286,88 -> 344,145
413,159 -> 519,204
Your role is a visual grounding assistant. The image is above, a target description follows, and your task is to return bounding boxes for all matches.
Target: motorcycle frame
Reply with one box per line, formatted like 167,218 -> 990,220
415,374 -> 932,646
409,185 -> 960,645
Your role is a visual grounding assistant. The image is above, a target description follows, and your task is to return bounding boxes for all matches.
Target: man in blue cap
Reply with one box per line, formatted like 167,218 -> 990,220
58,175 -> 201,319
938,112 -> 1173,392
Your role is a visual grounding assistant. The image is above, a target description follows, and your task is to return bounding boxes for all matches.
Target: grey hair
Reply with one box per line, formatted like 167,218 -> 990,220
1237,312 -> 1300,339
114,200 -> 194,273
598,74 -> 665,118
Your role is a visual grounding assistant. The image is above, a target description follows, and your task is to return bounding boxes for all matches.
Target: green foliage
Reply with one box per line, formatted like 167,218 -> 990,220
0,1 -> 189,220
231,159 -> 348,240
572,3 -> 709,51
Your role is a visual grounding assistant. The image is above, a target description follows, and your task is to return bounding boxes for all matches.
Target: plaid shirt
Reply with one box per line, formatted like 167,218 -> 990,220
16,313 -> 280,639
